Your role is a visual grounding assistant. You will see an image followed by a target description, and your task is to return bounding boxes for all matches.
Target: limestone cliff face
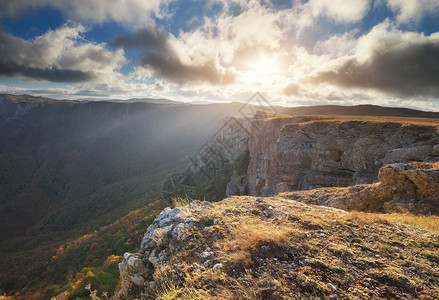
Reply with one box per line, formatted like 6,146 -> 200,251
281,162 -> 439,214
247,114 -> 439,196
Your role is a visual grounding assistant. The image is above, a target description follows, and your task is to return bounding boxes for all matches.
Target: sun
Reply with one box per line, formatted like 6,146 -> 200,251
252,56 -> 278,75
255,60 -> 274,74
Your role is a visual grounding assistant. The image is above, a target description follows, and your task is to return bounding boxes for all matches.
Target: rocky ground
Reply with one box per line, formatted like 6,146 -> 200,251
116,197 -> 439,299
280,162 -> 439,215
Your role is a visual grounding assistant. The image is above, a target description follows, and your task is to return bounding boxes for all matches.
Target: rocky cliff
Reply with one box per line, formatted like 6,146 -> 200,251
173,113 -> 439,213
281,162 -> 439,214
247,113 -> 439,196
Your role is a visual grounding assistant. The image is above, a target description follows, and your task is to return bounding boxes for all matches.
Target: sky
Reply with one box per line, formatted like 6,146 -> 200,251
0,0 -> 439,110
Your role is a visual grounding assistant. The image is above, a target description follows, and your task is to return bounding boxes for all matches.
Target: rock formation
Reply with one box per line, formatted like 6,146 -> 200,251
281,162 -> 439,214
115,201 -> 214,300
175,113 -> 439,214
115,113 -> 439,299
247,113 -> 439,196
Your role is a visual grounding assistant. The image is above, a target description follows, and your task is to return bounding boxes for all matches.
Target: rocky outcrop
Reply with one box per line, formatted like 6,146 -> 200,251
281,162 -> 439,214
248,114 -> 439,196
115,201 -> 214,300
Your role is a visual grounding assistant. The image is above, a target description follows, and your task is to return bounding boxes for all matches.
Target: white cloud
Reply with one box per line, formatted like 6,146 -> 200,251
314,30 -> 358,58
387,0 -> 439,23
308,0 -> 372,23
2,0 -> 438,111
0,22 -> 126,82
354,20 -> 439,62
293,0 -> 372,27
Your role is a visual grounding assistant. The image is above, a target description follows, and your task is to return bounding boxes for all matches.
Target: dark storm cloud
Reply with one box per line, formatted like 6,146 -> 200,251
110,27 -> 235,85
0,62 -> 94,82
312,41 -> 439,98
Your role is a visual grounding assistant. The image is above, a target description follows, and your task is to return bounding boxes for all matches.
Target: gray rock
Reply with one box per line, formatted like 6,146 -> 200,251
148,256 -> 160,267
200,251 -> 213,259
189,200 -> 214,209
130,274 -> 145,286
192,263 -> 202,270
201,201 -> 214,208
172,223 -> 186,240
212,263 -> 223,271
383,145 -> 432,164
127,256 -> 142,269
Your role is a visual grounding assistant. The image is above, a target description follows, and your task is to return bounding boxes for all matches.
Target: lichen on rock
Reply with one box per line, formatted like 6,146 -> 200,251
115,201 -> 215,300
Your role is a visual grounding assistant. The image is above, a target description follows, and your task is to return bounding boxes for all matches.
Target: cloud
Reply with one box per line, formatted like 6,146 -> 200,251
0,23 -> 125,83
313,31 -> 358,58
387,0 -> 439,23
0,0 -> 170,26
110,27 -> 236,85
311,22 -> 439,98
306,0 -> 372,23
283,82 -> 301,96
291,0 -> 372,29
0,62 -> 94,82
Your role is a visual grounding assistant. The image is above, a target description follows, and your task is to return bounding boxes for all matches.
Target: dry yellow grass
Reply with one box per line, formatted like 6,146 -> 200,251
149,196 -> 439,299
215,220 -> 292,252
264,113 -> 439,128
347,211 -> 439,232
171,196 -> 193,207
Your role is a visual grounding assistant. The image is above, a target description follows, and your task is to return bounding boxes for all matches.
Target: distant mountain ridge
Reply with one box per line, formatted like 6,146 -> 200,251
2,94 -> 439,118
106,97 -> 183,105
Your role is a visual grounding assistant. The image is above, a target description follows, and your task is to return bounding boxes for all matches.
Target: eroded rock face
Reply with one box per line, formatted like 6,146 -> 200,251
282,162 -> 439,214
372,162 -> 439,214
115,201 -> 214,300
248,114 -> 439,196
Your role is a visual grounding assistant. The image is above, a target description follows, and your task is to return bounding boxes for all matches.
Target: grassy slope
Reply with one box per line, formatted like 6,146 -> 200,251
0,199 -> 164,299
150,196 -> 439,299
